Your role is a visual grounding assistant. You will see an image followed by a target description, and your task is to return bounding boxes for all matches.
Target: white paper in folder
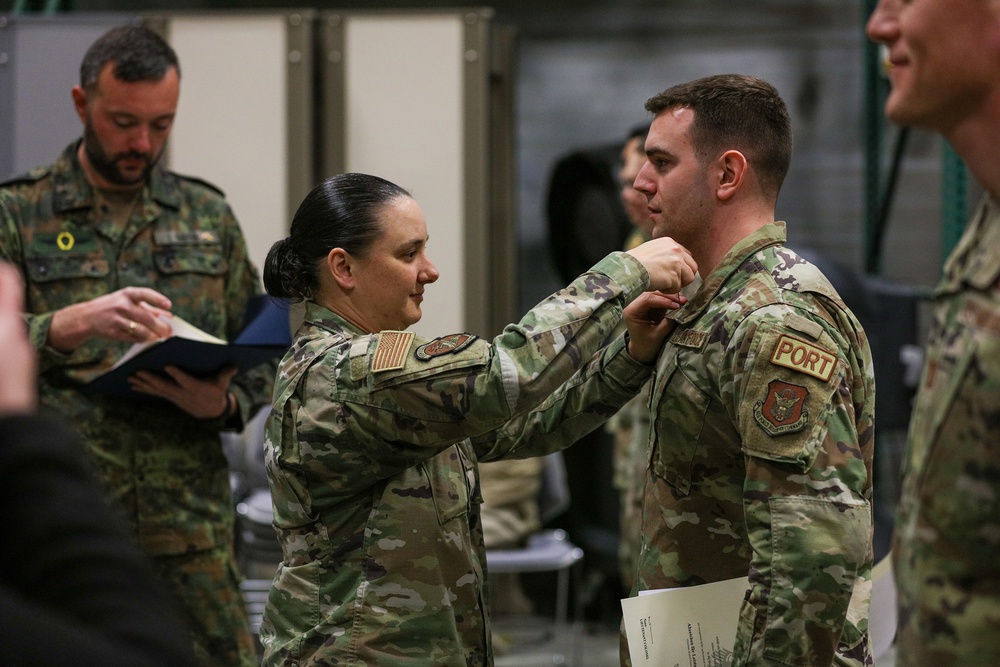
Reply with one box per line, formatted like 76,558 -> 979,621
621,555 -> 896,667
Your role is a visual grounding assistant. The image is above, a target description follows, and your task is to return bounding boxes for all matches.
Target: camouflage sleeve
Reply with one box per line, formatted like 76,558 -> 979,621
216,202 -> 276,430
338,251 -> 649,451
0,191 -> 50,348
727,307 -> 873,666
0,194 -> 65,374
470,333 -> 652,462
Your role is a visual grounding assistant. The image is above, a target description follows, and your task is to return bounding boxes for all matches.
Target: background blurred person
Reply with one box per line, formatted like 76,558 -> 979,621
867,1 -> 1000,664
0,261 -> 198,667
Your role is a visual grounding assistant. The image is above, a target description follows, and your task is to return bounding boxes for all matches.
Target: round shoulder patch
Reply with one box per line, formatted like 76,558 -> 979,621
415,333 -> 478,361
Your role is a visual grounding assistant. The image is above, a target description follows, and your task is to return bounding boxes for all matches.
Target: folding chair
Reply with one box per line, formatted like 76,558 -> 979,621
486,452 -> 584,665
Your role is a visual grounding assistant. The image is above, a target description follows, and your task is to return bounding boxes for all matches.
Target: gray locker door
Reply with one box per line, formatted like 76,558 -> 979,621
0,14 -> 136,180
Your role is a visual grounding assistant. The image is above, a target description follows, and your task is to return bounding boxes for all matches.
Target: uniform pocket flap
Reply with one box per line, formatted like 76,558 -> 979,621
649,361 -> 710,496
25,255 -> 110,283
153,248 -> 228,276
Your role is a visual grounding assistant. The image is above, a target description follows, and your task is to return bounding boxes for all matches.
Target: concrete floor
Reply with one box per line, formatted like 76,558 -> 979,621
492,616 -> 616,667
243,567 -> 897,667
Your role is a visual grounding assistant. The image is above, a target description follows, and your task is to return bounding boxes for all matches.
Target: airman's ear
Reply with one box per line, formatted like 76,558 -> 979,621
716,149 -> 748,201
327,248 -> 355,290
71,86 -> 89,126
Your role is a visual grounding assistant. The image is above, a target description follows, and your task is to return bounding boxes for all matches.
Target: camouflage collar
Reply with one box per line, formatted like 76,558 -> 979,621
936,193 -> 1000,296
670,220 -> 787,325
303,301 -> 369,337
49,140 -> 184,214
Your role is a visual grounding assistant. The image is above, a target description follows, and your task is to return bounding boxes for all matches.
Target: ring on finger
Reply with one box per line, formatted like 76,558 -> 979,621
128,320 -> 137,334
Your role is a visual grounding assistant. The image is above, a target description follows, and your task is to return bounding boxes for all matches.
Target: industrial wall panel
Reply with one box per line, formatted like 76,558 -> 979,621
322,9 -> 504,340
0,14 -> 133,181
145,10 -> 314,280
345,12 -> 466,339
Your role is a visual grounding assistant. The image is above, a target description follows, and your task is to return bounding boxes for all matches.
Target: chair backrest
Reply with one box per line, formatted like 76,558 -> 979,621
537,452 -> 572,525
244,405 -> 272,487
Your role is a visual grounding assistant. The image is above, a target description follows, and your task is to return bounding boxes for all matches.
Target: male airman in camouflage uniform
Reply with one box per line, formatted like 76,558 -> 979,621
0,26 -> 269,666
262,247 -> 695,666
623,75 -> 875,666
868,2 -> 1000,664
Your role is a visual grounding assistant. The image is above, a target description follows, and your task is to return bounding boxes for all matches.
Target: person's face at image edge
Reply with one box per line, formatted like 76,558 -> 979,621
866,0 -> 999,133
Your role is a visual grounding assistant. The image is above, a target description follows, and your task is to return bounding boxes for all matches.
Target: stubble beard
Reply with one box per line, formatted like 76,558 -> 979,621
83,118 -> 159,187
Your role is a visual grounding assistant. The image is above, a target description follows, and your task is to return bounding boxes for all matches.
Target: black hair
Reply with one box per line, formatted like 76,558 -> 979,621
626,123 -> 650,144
263,173 -> 411,302
80,24 -> 180,91
645,74 -> 792,202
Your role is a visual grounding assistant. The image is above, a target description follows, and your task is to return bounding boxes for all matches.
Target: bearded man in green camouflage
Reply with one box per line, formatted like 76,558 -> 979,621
0,25 -> 272,666
622,74 -> 876,666
867,1 -> 1000,664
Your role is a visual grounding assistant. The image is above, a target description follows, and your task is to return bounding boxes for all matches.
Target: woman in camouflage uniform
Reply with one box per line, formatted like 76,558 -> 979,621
258,172 -> 695,666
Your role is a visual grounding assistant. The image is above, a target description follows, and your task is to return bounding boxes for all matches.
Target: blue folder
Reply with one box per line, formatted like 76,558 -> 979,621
83,295 -> 292,401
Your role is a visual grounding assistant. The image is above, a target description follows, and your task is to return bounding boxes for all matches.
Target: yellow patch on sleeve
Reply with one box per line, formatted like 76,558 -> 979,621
769,334 -> 837,381
372,331 -> 414,373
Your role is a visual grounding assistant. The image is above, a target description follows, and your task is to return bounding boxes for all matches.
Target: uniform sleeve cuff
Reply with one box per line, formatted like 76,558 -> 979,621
587,251 -> 650,305
600,334 -> 654,391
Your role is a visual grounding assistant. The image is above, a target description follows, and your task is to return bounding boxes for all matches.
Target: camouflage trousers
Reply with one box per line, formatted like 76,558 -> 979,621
151,545 -> 258,667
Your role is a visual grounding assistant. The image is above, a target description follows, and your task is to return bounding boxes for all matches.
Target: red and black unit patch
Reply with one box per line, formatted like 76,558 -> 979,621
415,333 -> 478,361
753,380 -> 810,436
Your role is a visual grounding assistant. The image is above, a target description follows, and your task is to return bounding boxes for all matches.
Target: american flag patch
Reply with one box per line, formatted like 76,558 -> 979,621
372,331 -> 414,372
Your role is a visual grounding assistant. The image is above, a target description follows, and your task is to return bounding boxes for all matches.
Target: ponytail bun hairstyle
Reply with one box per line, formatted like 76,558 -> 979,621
263,173 -> 411,302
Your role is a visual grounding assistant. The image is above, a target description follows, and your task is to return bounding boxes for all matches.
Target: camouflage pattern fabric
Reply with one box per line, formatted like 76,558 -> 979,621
610,385 -> 652,586
612,274 -> 697,588
0,141 -> 272,667
893,194 -> 1000,666
611,227 -> 651,587
152,545 -> 257,665
261,252 -> 655,666
625,222 -> 875,667
478,456 -> 544,549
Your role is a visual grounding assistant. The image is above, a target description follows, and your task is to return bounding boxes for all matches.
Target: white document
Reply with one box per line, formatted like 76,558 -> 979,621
622,556 -> 896,667
623,576 -> 747,667
869,555 -> 896,661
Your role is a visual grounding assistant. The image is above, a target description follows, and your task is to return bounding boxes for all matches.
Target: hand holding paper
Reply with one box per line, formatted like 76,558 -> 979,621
622,555 -> 897,666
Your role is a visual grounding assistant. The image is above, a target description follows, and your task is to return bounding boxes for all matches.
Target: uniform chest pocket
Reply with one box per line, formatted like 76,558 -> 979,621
24,254 -> 110,283
906,318 -> 974,480
648,364 -> 710,496
916,324 -> 1000,560
153,248 -> 228,276
420,444 -> 472,525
